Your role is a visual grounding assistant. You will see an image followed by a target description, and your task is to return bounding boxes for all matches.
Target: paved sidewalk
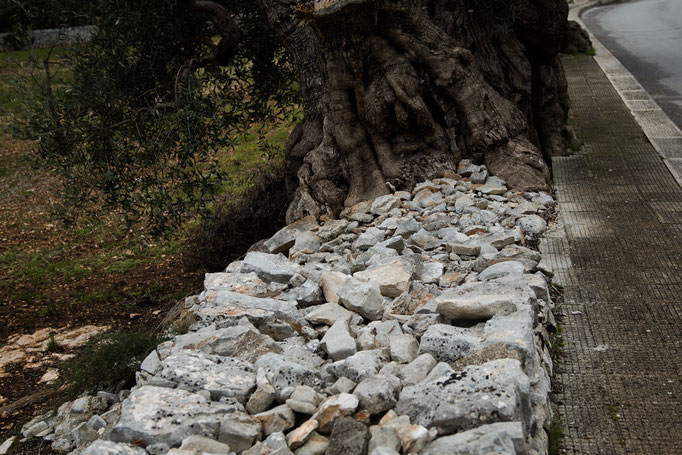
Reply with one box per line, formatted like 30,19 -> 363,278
546,54 -> 682,454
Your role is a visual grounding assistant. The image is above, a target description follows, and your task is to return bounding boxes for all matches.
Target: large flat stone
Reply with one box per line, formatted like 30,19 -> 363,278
242,252 -> 302,283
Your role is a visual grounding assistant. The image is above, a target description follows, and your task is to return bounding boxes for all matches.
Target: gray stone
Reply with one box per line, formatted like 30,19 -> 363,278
242,252 -> 302,283
246,384 -> 276,415
337,277 -> 385,321
172,324 -> 281,363
454,196 -> 475,214
312,394 -> 359,433
264,216 -> 319,254
283,280 -> 324,307
324,350 -> 388,383
479,261 -> 525,281
377,236 -> 405,253
325,417 -> 369,455
394,217 -> 421,238
71,421 -> 99,448
156,351 -> 255,403
321,318 -> 357,361
420,262 -> 444,284
354,227 -> 386,250
397,353 -> 437,386
388,334 -> 419,363
294,432 -> 328,455
305,303 -> 358,326
418,324 -> 479,363
395,359 -> 530,435
353,259 -> 412,298
477,184 -> 506,195
179,435 -> 232,453
436,293 -> 518,322
218,412 -> 261,452
371,195 -> 402,215
354,374 -> 402,414
516,215 -> 547,235
254,405 -> 296,436
203,272 -> 269,297
286,385 -> 322,415
81,440 -> 147,455
446,243 -> 480,256
329,377 -> 357,395
408,229 -> 442,250
318,219 -> 350,242
368,424 -> 401,453
278,337 -> 326,370
110,386 -> 237,447
254,353 -> 321,397
470,169 -> 488,184
421,422 -> 526,455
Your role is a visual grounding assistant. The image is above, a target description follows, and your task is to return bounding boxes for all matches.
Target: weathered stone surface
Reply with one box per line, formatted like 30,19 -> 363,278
293,431 -> 328,455
179,435 -> 232,453
371,195 -> 402,215
396,359 -> 530,435
172,324 -> 281,363
264,216 -> 319,254
421,422 -> 526,455
81,440 -> 147,455
286,419 -> 319,449
110,386 -> 237,447
254,353 -> 320,396
436,293 -> 518,322
218,412 -> 261,452
319,271 -> 348,304
354,374 -> 402,414
305,303 -> 357,326
285,385 -> 323,415
418,324 -> 478,363
242,252 -> 302,283
446,243 -> 480,256
324,350 -> 388,383
254,405 -> 296,436
353,259 -> 412,298
325,417 -> 369,455
397,353 -> 437,386
320,318 -> 357,361
420,262 -> 444,284
516,215 -> 547,235
388,334 -> 419,364
354,227 -> 386,250
478,261 -> 525,281
312,394 -> 359,434
337,277 -> 385,321
156,351 -> 255,403
394,217 -> 421,238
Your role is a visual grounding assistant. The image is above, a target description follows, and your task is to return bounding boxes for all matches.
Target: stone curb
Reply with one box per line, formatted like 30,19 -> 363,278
570,1 -> 682,189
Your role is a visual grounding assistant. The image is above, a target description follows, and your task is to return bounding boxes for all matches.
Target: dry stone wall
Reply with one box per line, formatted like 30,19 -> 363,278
20,161 -> 558,455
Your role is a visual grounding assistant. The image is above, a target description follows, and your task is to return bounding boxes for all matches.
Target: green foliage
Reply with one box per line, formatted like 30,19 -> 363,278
63,329 -> 163,393
45,332 -> 63,352
17,0 -> 300,234
548,418 -> 564,455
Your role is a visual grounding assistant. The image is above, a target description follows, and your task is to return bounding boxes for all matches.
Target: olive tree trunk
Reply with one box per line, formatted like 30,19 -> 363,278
260,0 -> 570,223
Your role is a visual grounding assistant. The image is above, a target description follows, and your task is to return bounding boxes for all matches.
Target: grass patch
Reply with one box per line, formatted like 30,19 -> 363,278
548,418 -> 564,455
45,332 -> 63,352
63,329 -> 163,394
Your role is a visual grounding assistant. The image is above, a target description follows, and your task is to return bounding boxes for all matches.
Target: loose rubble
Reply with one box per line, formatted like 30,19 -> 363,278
18,162 -> 558,454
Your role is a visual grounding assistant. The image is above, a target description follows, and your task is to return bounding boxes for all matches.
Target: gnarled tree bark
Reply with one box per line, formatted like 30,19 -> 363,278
255,0 -> 571,223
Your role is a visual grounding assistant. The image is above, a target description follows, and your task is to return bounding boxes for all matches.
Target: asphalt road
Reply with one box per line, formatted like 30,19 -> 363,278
583,0 -> 682,129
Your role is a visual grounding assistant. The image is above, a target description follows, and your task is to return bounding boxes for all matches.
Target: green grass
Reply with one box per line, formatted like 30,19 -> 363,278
548,418 -> 564,455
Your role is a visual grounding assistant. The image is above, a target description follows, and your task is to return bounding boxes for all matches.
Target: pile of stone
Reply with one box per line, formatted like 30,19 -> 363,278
19,161 -> 558,455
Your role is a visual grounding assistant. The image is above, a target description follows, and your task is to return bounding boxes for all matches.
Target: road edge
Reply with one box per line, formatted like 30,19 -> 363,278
570,1 -> 682,189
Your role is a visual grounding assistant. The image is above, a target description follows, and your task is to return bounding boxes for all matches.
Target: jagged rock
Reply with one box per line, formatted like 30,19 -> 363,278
395,359 -> 531,435
388,334 -> 419,363
179,435 -> 231,453
254,353 -> 321,397
371,195 -> 402,215
420,262 -> 444,284
305,303 -> 359,326
325,417 -> 369,455
353,258 -> 412,298
254,405 -> 296,436
312,393 -> 359,434
354,374 -> 402,414
110,386 -> 237,447
320,318 -> 357,361
81,441 -> 147,455
318,219 -> 350,241
478,261 -> 525,281
156,351 -> 255,403
446,243 -> 480,256
172,324 -> 281,363
319,271 -> 348,304
354,227 -> 386,250
264,216 -> 319,254
218,412 -> 261,452
394,217 -> 421,238
324,350 -> 388,383
397,353 -> 437,386
418,324 -> 478,363
242,252 -> 302,283
203,272 -> 269,296
337,277 -> 385,321
421,422 -> 526,455
287,419 -> 319,449
293,431 -> 328,455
